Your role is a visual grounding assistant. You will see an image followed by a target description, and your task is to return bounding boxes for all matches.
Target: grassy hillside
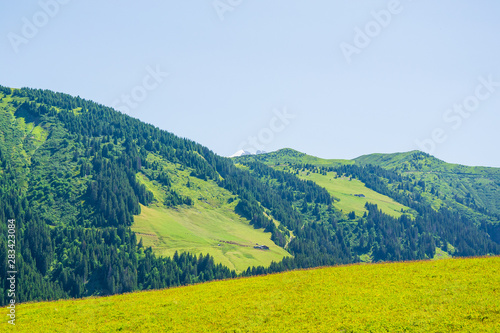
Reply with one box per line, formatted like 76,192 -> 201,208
355,151 -> 500,222
240,148 -> 353,167
294,169 -> 409,218
237,149 -> 410,218
132,153 -> 290,272
2,85 -> 499,306
354,150 -> 428,169
242,149 -> 500,220
0,87 -> 288,279
133,205 -> 290,272
0,87 -> 265,304
6,256 -> 499,332
238,148 -> 500,237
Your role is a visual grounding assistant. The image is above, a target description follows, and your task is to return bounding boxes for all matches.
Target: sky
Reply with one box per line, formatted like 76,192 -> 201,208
1,0 -> 500,167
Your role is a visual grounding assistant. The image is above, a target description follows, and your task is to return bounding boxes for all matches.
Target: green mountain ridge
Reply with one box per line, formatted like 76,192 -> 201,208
354,150 -> 500,221
235,148 -> 500,244
1,85 -> 499,306
241,148 -> 500,220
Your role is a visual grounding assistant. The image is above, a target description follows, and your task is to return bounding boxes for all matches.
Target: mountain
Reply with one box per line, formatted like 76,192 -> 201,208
229,149 -> 253,157
229,149 -> 266,158
240,149 -> 500,226
1,85 -> 499,306
0,86 -> 351,305
235,147 -> 352,166
354,150 -> 500,219
234,148 -> 500,255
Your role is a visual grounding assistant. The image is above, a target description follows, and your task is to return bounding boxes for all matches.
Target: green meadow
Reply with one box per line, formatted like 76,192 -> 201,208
6,256 -> 499,332
132,204 -> 290,272
237,148 -> 411,218
132,154 -> 290,272
296,170 -> 410,218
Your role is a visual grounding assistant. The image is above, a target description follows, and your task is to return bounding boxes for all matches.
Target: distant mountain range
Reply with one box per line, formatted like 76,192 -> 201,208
1,84 -> 499,306
238,148 -> 500,222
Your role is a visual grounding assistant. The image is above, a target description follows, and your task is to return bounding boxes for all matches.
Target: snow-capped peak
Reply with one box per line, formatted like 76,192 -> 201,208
229,150 -> 267,158
229,150 -> 253,158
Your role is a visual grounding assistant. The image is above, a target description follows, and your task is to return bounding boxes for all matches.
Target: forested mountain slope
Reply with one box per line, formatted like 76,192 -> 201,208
0,86 -> 237,304
235,148 -> 500,259
355,151 -> 500,221
1,85 -> 499,306
0,86 -> 351,305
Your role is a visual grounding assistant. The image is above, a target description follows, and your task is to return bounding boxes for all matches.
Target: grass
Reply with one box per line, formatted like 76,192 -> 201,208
434,247 -> 452,260
133,154 -> 290,272
235,148 -> 353,167
235,148 -> 411,218
355,150 -> 500,218
296,170 -> 410,218
5,256 -> 499,332
132,204 -> 290,272
239,148 -> 500,221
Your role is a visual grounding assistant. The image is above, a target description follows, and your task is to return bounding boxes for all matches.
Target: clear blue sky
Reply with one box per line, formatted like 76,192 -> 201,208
2,1 -> 500,166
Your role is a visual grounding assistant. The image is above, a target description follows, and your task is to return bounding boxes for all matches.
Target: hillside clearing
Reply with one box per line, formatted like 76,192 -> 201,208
132,204 -> 290,272
132,155 -> 290,272
296,170 -> 410,218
